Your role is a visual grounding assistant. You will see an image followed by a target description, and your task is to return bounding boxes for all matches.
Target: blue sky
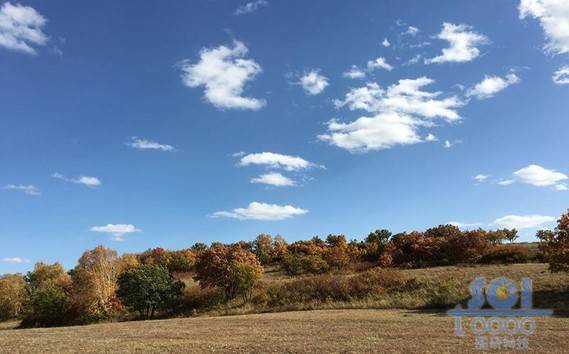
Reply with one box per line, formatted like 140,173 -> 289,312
1,0 -> 568,273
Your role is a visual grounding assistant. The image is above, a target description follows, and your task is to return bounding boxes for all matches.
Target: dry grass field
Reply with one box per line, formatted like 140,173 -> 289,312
1,263 -> 567,353
0,309 -> 567,353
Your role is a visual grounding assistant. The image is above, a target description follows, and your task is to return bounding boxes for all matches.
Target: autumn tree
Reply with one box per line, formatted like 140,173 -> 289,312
116,264 -> 184,319
252,233 -> 274,265
537,210 -> 569,272
366,229 -> 392,244
21,262 -> 72,327
502,228 -> 519,243
0,274 -> 26,320
194,244 -> 263,299
71,246 -> 119,321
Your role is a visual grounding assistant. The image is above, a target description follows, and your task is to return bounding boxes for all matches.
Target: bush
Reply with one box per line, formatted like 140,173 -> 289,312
116,264 -> 185,319
281,254 -> 330,275
256,268 -> 407,307
194,244 -> 263,299
479,245 -> 529,264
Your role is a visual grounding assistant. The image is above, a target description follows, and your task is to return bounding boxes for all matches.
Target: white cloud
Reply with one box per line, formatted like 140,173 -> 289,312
466,73 -> 520,99
3,184 -> 40,196
448,221 -> 482,229
494,214 -> 555,229
2,257 -> 30,263
52,173 -> 101,187
382,38 -> 391,47
426,23 -> 488,64
321,77 -> 463,152
555,183 -> 568,191
234,0 -> 268,16
179,40 -> 265,110
498,179 -> 516,186
405,26 -> 420,36
333,78 -> 463,121
0,2 -> 48,55
474,174 -> 489,182
519,0 -> 569,55
343,65 -> 366,79
367,57 -> 394,71
405,54 -> 422,65
512,164 -> 568,187
425,133 -> 438,142
319,114 -> 423,152
298,70 -> 329,95
552,65 -> 569,84
251,172 -> 296,187
443,140 -> 461,149
90,224 -> 141,241
239,152 -> 320,171
126,137 -> 175,151
212,202 -> 307,220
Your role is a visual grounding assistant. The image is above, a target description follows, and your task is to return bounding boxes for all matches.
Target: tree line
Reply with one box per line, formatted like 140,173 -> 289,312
0,209 -> 567,327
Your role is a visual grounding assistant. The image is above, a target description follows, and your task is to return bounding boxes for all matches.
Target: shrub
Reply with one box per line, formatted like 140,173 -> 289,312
281,254 -> 329,275
479,245 -> 529,264
256,268 -> 407,307
0,274 -> 26,320
194,244 -> 263,299
442,230 -> 490,264
116,264 -> 185,319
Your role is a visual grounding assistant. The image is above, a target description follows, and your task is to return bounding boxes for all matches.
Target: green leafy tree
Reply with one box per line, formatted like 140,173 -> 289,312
116,264 -> 185,319
253,234 -> 274,265
502,228 -> 519,243
21,262 -> 72,327
365,229 -> 392,244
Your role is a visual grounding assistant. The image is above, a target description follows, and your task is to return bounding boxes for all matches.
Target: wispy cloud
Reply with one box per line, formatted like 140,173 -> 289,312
466,73 -> 520,99
52,173 -> 101,187
212,202 -> 307,220
238,152 -> 321,171
2,257 -> 30,263
251,172 -> 296,187
3,184 -> 40,196
179,40 -> 265,110
552,66 -> 569,85
90,224 -> 141,241
494,214 -> 555,229
342,65 -> 366,79
126,137 -> 175,151
234,0 -> 268,16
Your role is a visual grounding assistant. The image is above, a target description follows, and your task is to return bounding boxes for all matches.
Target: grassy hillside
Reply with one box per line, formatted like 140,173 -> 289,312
177,263 -> 569,317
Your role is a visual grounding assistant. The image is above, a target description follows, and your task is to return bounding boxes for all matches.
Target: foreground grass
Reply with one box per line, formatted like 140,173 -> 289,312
1,309 -> 567,353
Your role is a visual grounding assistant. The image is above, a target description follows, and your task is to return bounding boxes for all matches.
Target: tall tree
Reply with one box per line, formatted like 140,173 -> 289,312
71,246 -> 119,320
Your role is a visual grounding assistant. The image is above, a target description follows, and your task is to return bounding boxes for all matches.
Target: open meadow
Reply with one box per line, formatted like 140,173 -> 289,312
2,263 -> 568,353
1,309 -> 567,353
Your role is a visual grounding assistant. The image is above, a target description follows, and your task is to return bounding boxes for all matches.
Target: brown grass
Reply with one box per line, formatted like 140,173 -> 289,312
0,309 -> 567,353
2,263 -> 568,353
